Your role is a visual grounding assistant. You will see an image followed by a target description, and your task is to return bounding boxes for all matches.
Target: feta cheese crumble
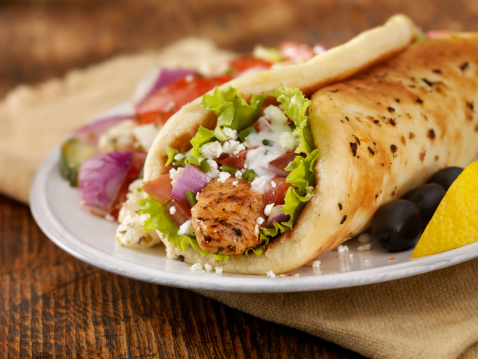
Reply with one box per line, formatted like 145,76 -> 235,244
266,270 -> 276,278
201,141 -> 223,159
222,127 -> 238,140
169,167 -> 184,186
178,220 -> 193,236
264,203 -> 274,216
204,263 -> 213,272
169,206 -> 177,215
218,172 -> 231,183
190,263 -> 203,271
206,160 -> 220,178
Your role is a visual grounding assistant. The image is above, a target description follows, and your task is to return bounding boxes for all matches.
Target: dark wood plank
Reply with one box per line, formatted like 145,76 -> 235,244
0,195 -> 364,358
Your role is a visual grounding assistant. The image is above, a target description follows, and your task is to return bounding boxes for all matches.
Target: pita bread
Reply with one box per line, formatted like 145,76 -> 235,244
144,15 -> 427,274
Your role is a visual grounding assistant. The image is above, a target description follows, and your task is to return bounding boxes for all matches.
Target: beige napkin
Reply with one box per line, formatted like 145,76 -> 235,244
2,38 -> 478,359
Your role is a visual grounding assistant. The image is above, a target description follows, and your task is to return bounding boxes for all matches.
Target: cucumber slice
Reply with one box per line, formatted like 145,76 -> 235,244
60,138 -> 97,186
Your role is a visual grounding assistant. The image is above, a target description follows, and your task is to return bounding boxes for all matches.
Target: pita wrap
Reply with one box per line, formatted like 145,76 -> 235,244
142,15 -> 452,274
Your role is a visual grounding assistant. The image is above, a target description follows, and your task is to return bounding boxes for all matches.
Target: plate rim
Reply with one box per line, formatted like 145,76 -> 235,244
30,144 -> 478,293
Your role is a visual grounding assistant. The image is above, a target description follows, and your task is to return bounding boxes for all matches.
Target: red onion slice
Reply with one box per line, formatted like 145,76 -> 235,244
73,115 -> 132,147
79,152 -> 133,216
171,165 -> 211,203
265,206 -> 290,228
133,68 -> 196,108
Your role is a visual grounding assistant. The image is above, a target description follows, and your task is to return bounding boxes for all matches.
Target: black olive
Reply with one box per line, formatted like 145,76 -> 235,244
401,183 -> 446,224
371,199 -> 422,252
427,167 -> 463,190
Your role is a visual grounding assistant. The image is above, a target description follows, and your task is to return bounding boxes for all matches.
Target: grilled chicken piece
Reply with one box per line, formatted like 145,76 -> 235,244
191,177 -> 264,255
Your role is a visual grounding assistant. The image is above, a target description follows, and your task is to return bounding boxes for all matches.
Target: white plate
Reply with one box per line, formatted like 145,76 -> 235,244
30,107 -> 478,293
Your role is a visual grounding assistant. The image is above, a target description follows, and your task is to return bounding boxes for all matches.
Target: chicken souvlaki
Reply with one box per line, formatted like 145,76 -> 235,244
129,85 -> 319,261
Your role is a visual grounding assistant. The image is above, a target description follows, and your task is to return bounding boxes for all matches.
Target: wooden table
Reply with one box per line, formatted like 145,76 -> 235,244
1,1 -> 476,357
0,194 -> 364,357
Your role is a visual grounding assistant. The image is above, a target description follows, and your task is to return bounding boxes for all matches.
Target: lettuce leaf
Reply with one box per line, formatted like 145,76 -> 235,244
202,86 -> 266,131
273,84 -> 315,155
165,148 -> 178,166
273,85 -> 311,128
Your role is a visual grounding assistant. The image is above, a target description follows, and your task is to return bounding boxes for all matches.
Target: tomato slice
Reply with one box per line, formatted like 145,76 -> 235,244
217,148 -> 257,170
267,152 -> 298,176
136,74 -> 233,125
228,56 -> 272,73
263,176 -> 291,206
167,199 -> 191,227
279,41 -> 315,63
109,152 -> 146,220
142,173 -> 173,204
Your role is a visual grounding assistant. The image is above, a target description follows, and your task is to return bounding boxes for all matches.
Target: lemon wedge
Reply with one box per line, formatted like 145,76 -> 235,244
410,161 -> 478,258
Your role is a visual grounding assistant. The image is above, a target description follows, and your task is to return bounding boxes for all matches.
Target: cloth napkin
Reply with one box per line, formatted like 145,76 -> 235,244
2,38 -> 478,359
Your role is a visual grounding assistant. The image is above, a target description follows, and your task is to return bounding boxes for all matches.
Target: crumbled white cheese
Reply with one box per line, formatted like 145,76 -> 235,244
271,181 -> 277,188
251,174 -> 275,194
116,179 -> 161,247
222,127 -> 238,140
201,141 -> 223,159
235,170 -> 243,179
190,263 -> 203,271
337,245 -> 349,254
254,224 -> 260,236
266,270 -> 276,278
312,260 -> 321,269
358,233 -> 371,244
264,105 -> 288,125
204,263 -> 213,272
357,243 -> 372,252
178,220 -> 193,236
232,180 -> 238,187
222,140 -> 246,155
218,172 -> 231,183
132,123 -> 160,151
264,203 -> 274,216
206,160 -> 220,178
279,131 -> 298,152
174,153 -> 185,161
169,167 -> 184,187
169,206 -> 177,215
215,266 -> 223,274
256,217 -> 265,225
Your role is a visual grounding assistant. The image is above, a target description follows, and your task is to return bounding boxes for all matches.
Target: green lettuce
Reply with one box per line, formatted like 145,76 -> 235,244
202,86 -> 266,131
140,84 -> 319,262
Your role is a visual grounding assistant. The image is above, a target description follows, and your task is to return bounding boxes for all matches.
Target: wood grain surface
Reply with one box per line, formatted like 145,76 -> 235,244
1,0 -> 477,357
0,195 -> 363,358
